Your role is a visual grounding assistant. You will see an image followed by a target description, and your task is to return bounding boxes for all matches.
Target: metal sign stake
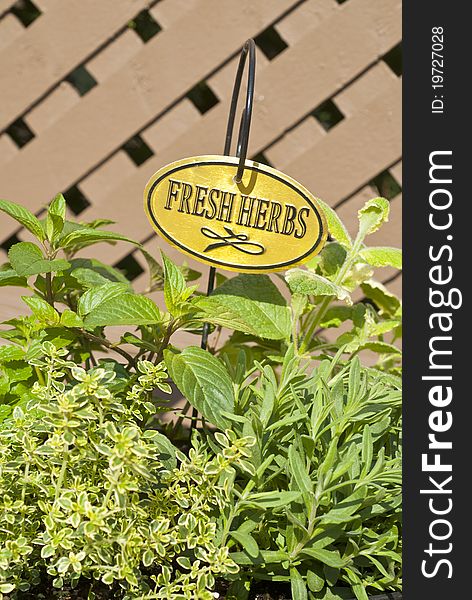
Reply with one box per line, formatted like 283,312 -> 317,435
192,39 -> 256,429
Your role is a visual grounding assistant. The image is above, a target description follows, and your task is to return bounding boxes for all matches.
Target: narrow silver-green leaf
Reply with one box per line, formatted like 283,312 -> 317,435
361,425 -> 373,476
290,567 -> 308,600
306,569 -> 324,593
318,487 -> 367,525
230,531 -> 259,558
143,430 -> 177,470
355,341 -> 402,355
289,445 -> 313,493
299,547 -> 346,568
245,490 -> 301,509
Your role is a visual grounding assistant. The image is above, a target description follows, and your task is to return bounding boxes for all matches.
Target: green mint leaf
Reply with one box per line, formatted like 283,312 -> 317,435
196,274 -> 291,340
140,249 -> 164,291
46,194 -> 66,242
69,258 -> 131,287
59,228 -> 140,251
22,296 -> 59,324
164,346 -> 234,430
319,306 -> 352,329
77,282 -> 130,317
70,267 -> 114,288
161,251 -> 189,315
0,268 -> 28,288
9,242 -> 70,277
83,293 -> 162,328
0,198 -> 45,242
59,310 -> 84,328
319,243 -> 348,278
0,346 -> 25,363
358,246 -> 402,269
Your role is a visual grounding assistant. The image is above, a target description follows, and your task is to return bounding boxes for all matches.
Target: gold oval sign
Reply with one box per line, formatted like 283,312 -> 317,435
144,155 -> 327,273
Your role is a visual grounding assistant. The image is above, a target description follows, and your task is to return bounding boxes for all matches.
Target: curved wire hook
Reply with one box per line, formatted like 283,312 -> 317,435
223,38 -> 256,183
194,39 -> 257,430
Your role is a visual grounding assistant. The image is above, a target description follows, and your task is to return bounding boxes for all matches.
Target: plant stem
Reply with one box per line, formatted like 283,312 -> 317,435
34,366 -> 45,386
55,441 -> 69,500
76,330 -> 136,366
210,325 -> 223,352
155,320 -> 175,363
45,272 -> 54,306
292,315 -> 299,353
21,462 -> 30,535
299,233 -> 364,353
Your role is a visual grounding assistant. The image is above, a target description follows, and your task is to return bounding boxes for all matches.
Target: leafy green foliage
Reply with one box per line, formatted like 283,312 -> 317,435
0,199 -> 45,242
214,352 -> 402,600
9,242 -> 70,277
359,247 -> 402,270
0,345 -> 248,599
286,269 -> 352,304
357,198 -> 390,237
0,193 -> 402,598
0,267 -> 27,288
284,196 -> 402,373
83,293 -> 163,329
197,274 -> 291,340
315,198 -> 352,249
77,282 -> 130,317
59,228 -> 139,253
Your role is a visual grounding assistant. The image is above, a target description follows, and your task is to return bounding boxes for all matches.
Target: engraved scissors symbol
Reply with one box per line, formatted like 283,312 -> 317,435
201,226 -> 265,255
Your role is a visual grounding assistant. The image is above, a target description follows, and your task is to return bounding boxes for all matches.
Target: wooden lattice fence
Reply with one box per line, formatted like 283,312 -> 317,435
0,0 -> 402,322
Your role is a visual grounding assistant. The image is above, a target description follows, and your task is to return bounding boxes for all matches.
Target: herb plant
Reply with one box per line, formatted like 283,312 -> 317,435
0,194 -> 402,599
0,343 -> 254,599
